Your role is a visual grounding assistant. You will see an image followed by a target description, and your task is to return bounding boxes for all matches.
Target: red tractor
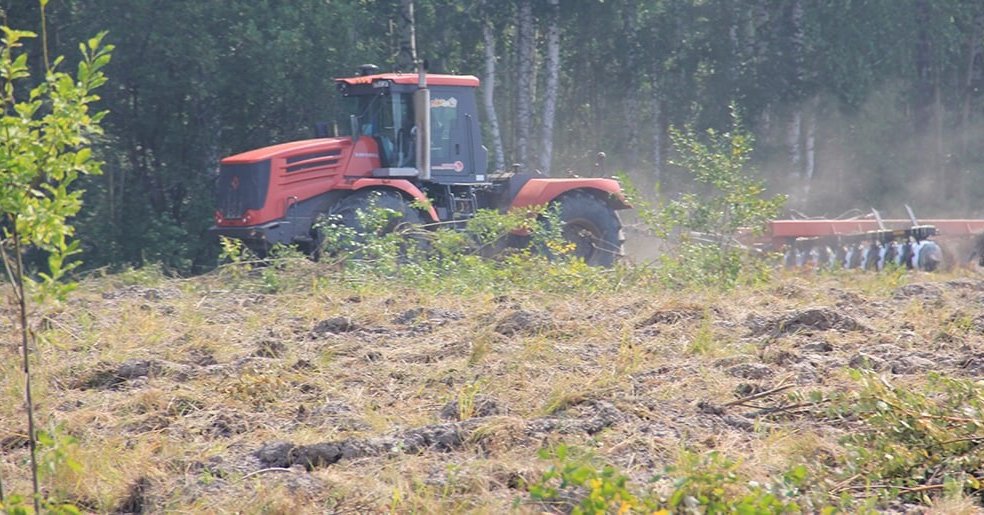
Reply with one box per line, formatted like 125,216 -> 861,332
210,65 -> 630,266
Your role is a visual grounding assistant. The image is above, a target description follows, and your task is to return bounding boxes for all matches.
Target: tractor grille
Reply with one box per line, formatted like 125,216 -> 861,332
216,160 -> 271,219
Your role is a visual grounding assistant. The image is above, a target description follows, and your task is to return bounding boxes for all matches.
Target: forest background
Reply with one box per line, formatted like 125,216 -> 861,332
4,0 -> 984,273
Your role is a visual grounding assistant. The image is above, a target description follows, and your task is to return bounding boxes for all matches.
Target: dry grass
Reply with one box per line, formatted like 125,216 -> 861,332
2,264 -> 984,512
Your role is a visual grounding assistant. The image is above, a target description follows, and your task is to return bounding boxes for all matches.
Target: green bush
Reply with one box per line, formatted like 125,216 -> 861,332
835,370 -> 984,502
311,199 -> 621,295
625,106 -> 785,289
527,445 -> 810,514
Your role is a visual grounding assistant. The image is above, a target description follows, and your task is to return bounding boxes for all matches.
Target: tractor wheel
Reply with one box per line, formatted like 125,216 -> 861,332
312,189 -> 425,259
550,191 -> 624,267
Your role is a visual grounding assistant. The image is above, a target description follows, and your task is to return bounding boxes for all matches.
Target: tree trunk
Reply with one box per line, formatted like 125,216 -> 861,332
787,109 -> 802,180
515,0 -> 534,169
622,3 -> 641,171
482,22 -> 506,171
789,0 -> 805,86
396,0 -> 417,72
652,87 -> 663,183
803,96 -> 818,203
934,77 -> 945,196
914,0 -> 937,197
961,14 -> 982,160
787,0 -> 806,204
538,0 -> 560,175
752,0 -> 770,70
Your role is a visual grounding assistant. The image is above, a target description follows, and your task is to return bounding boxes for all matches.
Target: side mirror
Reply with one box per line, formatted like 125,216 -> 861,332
350,114 -> 360,141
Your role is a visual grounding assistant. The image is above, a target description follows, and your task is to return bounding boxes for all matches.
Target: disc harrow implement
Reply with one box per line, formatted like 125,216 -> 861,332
761,210 -> 984,272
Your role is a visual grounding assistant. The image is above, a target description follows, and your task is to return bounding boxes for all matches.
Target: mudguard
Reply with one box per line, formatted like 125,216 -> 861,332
508,177 -> 630,210
349,178 -> 440,222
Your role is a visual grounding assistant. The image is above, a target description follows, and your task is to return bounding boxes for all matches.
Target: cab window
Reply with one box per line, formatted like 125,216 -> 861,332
430,94 -> 458,163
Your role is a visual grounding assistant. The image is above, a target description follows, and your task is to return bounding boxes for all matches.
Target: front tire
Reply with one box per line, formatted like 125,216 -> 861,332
551,191 -> 624,267
312,189 -> 424,259
331,190 -> 424,236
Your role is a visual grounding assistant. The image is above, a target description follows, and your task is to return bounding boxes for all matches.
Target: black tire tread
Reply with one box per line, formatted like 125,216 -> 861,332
553,191 -> 624,267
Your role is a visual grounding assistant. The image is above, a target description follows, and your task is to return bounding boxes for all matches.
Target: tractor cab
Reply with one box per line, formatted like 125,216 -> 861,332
336,71 -> 488,182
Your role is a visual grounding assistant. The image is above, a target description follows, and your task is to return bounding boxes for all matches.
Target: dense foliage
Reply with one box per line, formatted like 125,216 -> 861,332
4,0 -> 984,272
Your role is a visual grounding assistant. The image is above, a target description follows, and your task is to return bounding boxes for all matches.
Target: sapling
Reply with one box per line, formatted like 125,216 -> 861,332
0,20 -> 112,512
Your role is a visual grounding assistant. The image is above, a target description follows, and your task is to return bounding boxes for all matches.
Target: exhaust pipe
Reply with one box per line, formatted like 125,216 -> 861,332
414,63 -> 431,181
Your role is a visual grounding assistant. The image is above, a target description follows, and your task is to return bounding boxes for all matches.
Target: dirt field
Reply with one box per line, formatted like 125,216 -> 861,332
3,263 -> 984,513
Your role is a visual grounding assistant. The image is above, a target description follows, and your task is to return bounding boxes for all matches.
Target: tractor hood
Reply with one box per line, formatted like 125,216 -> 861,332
215,135 -> 384,228
221,137 -> 353,165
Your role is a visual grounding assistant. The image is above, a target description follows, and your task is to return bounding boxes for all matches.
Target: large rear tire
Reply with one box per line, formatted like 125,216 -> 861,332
551,191 -> 624,267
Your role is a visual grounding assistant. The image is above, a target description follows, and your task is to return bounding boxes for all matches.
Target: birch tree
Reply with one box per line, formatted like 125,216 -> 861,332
396,0 -> 416,72
482,19 -> 506,171
514,0 -> 534,169
537,0 -> 560,176
786,0 -> 805,188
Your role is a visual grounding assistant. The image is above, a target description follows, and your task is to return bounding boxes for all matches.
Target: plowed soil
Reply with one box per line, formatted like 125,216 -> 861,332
3,265 -> 984,512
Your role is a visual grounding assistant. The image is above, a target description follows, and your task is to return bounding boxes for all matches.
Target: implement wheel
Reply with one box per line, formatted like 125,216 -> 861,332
551,191 -> 624,267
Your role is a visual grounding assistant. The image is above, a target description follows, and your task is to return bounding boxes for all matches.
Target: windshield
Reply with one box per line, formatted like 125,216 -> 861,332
344,92 -> 415,168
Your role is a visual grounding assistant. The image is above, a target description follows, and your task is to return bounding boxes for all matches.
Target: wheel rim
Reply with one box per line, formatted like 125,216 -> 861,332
562,218 -> 603,261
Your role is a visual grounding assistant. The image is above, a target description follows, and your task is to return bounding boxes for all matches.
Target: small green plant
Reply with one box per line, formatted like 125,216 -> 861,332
657,451 -> 807,513
217,235 -> 256,282
687,313 -> 715,355
528,445 -> 650,514
531,204 -> 576,260
456,381 -> 483,421
527,445 -> 812,514
36,425 -> 83,510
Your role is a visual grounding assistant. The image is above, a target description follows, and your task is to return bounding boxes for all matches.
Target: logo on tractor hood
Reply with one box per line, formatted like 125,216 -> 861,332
230,176 -> 240,190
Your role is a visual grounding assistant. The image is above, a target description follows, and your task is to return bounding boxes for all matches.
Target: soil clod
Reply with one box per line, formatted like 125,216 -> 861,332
311,316 -> 357,335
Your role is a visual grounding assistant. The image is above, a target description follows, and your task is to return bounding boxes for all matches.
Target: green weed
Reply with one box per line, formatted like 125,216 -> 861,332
526,445 -> 813,514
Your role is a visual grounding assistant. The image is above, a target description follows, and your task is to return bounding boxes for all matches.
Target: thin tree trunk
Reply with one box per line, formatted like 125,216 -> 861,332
787,0 -> 806,203
787,109 -> 802,179
108,163 -> 115,241
515,0 -> 534,168
804,107 -> 816,183
622,3 -> 641,171
652,89 -> 663,183
914,0 -> 934,141
482,22 -> 506,171
396,0 -> 417,72
790,0 -> 805,85
961,15 -> 982,159
803,96 -> 818,203
10,224 -> 40,514
752,0 -> 770,70
934,78 -> 945,191
538,0 -> 560,175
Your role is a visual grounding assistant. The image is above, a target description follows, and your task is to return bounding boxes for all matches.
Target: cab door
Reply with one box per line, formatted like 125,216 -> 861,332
427,86 -> 487,183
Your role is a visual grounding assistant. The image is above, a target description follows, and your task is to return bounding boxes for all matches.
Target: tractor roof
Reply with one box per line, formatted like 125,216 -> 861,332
335,73 -> 480,88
